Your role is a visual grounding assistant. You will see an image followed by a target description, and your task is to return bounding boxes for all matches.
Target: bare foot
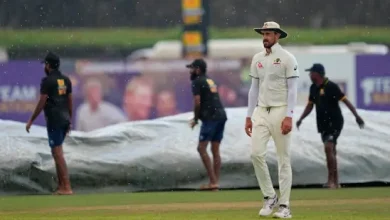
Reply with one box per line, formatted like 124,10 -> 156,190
53,189 -> 73,195
200,184 -> 219,191
328,183 -> 338,189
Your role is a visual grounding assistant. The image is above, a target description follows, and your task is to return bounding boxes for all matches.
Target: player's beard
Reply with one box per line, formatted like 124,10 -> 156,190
44,66 -> 49,75
310,76 -> 320,85
263,40 -> 274,49
190,73 -> 197,81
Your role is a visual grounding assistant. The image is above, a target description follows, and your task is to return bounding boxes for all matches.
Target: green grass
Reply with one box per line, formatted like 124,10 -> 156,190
0,188 -> 389,219
6,208 -> 390,220
0,26 -> 389,48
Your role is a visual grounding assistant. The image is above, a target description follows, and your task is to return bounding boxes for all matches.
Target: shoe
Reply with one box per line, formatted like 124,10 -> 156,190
259,194 -> 278,216
273,205 -> 292,218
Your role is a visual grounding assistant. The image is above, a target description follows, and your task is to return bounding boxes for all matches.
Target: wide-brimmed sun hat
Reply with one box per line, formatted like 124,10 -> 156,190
254,21 -> 288,39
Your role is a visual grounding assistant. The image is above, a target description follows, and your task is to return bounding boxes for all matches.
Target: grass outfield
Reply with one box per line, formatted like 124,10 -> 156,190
0,26 -> 389,48
0,188 -> 389,219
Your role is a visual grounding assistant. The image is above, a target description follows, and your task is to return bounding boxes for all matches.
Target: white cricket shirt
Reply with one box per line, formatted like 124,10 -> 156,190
249,43 -> 299,107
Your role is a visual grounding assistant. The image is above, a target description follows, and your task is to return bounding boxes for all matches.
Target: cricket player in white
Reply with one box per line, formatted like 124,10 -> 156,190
245,21 -> 299,219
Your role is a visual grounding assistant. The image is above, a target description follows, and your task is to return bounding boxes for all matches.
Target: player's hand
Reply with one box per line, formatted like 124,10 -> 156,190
281,117 -> 292,135
189,119 -> 198,129
26,120 -> 32,133
245,117 -> 253,137
355,115 -> 364,129
296,119 -> 302,130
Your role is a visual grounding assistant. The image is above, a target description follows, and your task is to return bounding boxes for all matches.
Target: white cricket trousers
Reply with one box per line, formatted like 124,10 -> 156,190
251,106 -> 292,206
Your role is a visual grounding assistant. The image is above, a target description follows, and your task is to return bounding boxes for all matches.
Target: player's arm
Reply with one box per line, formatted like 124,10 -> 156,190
286,77 -> 298,117
342,98 -> 359,116
334,84 -> 365,127
245,55 -> 260,136
193,95 -> 201,122
247,77 -> 259,118
285,54 -> 299,118
333,85 -> 356,115
297,88 -> 314,123
247,54 -> 259,118
29,78 -> 49,123
191,80 -> 201,123
298,102 -> 314,122
343,98 -> 365,128
300,86 -> 315,121
331,83 -> 356,115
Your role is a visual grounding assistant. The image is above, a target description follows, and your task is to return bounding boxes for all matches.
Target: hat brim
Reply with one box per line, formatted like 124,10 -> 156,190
254,28 -> 288,39
305,68 -> 312,72
186,64 -> 193,68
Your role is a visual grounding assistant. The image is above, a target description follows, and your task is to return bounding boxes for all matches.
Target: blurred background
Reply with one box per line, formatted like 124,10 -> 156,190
1,0 -> 390,198
0,0 -> 389,131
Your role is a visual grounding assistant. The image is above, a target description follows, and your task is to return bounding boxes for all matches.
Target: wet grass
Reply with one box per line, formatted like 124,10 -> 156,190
0,187 -> 389,219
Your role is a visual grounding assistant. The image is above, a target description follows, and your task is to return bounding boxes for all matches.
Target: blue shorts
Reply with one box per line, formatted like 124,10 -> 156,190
321,129 -> 342,145
199,120 -> 227,142
47,126 -> 68,148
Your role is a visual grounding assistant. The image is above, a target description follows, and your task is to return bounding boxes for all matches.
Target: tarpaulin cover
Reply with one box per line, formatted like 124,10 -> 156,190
1,106 -> 389,194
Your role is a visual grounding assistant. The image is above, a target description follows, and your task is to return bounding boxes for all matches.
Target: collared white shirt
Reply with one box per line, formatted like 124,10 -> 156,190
75,101 -> 128,132
249,43 -> 299,107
